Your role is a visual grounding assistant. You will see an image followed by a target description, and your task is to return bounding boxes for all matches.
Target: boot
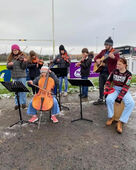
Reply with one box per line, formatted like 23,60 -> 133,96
106,117 -> 114,126
14,105 -> 19,110
93,99 -> 104,105
117,121 -> 123,134
22,104 -> 27,109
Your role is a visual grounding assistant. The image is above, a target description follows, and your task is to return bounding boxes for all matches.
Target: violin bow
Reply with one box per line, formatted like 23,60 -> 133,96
28,83 -> 53,95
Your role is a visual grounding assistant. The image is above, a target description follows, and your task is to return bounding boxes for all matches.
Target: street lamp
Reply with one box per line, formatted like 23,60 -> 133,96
52,0 -> 55,59
112,27 -> 115,40
96,36 -> 98,53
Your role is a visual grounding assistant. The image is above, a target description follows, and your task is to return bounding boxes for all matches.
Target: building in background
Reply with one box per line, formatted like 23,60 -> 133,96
115,45 -> 136,74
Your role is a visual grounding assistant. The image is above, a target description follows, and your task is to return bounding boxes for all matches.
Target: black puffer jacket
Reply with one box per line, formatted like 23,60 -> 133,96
27,63 -> 43,79
53,52 -> 70,68
80,57 -> 92,77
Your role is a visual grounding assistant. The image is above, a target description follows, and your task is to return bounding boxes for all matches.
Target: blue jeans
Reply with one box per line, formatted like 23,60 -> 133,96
59,76 -> 68,93
53,85 -> 57,96
81,76 -> 88,96
27,96 -> 60,115
13,78 -> 26,105
106,86 -> 135,123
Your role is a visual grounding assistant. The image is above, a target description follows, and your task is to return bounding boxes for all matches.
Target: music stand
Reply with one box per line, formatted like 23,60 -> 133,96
1,81 -> 29,127
51,68 -> 69,111
68,79 -> 94,123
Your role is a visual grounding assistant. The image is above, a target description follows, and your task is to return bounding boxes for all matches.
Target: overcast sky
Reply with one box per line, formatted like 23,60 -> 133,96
0,0 -> 135,54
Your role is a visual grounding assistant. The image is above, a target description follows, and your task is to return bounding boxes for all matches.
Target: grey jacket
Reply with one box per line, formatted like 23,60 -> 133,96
7,58 -> 27,79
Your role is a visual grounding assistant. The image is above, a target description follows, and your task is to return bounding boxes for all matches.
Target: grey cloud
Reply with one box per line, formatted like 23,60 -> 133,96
0,0 -> 135,54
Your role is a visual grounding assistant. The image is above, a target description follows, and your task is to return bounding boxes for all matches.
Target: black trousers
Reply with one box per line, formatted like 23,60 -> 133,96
31,86 -> 39,94
99,73 -> 109,100
29,77 -> 39,94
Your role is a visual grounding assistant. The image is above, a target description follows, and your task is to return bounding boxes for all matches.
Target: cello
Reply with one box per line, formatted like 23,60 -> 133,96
32,66 -> 55,111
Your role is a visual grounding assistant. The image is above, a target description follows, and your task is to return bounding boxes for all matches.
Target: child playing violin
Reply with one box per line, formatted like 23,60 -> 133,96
7,44 -> 28,110
75,48 -> 92,98
27,50 -> 44,94
52,45 -> 70,96
27,66 -> 60,123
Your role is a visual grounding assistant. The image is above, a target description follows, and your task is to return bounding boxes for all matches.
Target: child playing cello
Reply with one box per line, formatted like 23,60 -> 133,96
27,66 -> 60,123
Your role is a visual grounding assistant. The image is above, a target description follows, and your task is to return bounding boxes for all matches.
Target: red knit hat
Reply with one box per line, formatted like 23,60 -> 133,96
11,44 -> 20,51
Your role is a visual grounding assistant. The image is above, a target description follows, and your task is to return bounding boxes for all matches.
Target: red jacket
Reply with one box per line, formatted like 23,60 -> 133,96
94,49 -> 120,73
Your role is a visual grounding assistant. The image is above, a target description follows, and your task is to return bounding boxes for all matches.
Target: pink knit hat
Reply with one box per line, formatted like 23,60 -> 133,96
11,44 -> 20,51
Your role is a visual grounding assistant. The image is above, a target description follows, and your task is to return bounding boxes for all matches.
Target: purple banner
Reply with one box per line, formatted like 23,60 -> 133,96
70,62 -> 99,78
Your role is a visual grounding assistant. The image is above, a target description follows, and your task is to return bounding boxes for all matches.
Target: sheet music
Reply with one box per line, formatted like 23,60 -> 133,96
1,81 -> 29,92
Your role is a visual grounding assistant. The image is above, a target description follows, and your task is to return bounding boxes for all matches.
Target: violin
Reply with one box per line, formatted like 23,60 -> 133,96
32,56 -> 44,65
80,56 -> 86,63
32,67 -> 54,111
62,53 -> 70,63
14,52 -> 27,62
75,55 -> 88,67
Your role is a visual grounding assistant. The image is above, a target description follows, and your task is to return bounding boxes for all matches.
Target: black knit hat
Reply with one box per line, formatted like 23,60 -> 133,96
104,37 -> 113,46
59,45 -> 65,51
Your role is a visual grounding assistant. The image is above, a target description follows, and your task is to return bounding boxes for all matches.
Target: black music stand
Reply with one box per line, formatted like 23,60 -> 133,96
1,81 -> 29,127
68,79 -> 94,123
51,68 -> 69,111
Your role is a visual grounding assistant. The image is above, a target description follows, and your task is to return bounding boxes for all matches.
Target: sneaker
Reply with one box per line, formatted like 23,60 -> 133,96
59,92 -> 62,96
22,104 -> 27,109
28,116 -> 38,123
14,105 -> 19,110
81,95 -> 88,98
93,99 -> 104,105
51,115 -> 59,123
63,92 -> 68,97
78,94 -> 83,97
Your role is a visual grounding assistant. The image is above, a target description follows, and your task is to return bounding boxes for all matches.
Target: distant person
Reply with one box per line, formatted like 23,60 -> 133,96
75,48 -> 93,98
105,58 -> 135,133
27,50 -> 44,94
7,44 -> 28,110
53,45 -> 71,96
93,37 -> 120,105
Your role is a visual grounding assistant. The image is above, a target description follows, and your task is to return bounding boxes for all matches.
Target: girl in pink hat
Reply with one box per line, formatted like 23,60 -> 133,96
7,44 -> 28,110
